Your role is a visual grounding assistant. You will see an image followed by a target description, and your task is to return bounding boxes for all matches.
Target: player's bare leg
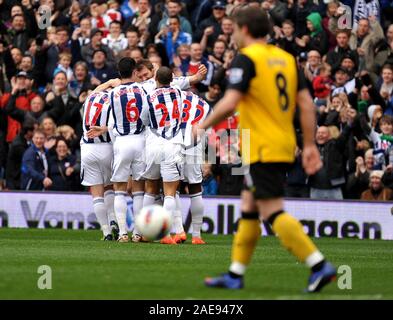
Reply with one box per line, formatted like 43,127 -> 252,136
126,177 -> 133,195
113,182 -> 130,242
91,184 -> 112,241
143,179 -> 160,207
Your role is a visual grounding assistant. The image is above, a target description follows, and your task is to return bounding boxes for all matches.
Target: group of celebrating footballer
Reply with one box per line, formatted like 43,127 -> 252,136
80,56 -> 211,245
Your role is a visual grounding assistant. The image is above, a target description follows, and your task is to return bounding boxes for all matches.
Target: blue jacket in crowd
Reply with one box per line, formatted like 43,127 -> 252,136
20,144 -> 49,191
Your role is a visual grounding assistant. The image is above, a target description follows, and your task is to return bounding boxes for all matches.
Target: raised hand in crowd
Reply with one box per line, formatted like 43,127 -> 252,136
203,26 -> 214,37
273,25 -> 283,39
78,91 -> 89,104
155,26 -> 169,41
68,0 -> 81,16
45,84 -> 62,103
72,28 -> 83,41
295,36 -> 309,48
10,77 -> 19,95
355,156 -> 367,177
172,55 -> 182,67
261,1 -> 271,10
385,164 -> 393,173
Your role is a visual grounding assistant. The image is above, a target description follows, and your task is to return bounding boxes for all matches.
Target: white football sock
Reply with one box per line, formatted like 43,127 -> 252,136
173,191 -> 184,234
164,196 -> 176,235
229,262 -> 247,276
93,197 -> 111,236
143,193 -> 156,207
132,191 -> 144,235
305,251 -> 325,268
104,190 -> 116,223
190,192 -> 204,238
114,191 -> 128,235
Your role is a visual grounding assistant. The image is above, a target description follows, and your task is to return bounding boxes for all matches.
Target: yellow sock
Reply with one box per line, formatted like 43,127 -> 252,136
231,217 -> 261,266
272,212 -> 318,262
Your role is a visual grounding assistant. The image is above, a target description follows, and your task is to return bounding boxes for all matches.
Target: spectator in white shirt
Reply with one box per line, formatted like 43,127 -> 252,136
102,20 -> 128,56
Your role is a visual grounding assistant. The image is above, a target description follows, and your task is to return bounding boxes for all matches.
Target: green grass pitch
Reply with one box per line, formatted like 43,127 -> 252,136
0,228 -> 392,300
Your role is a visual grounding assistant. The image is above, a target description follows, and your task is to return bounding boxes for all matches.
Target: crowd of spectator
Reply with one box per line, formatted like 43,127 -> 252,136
0,0 -> 393,201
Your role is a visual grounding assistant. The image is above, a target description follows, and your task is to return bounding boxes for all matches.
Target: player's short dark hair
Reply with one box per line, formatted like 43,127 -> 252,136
117,57 -> 136,79
136,59 -> 154,72
155,66 -> 173,85
233,7 -> 271,38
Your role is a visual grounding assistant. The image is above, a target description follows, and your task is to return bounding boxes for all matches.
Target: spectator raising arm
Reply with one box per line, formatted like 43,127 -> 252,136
4,91 -> 25,124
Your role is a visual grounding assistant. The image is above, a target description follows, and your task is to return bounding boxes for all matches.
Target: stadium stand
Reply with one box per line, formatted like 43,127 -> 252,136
0,0 -> 393,201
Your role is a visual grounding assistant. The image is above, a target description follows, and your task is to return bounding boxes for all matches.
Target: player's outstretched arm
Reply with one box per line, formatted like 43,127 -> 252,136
92,78 -> 121,94
188,64 -> 208,86
193,89 -> 242,139
86,126 -> 108,139
297,88 -> 323,175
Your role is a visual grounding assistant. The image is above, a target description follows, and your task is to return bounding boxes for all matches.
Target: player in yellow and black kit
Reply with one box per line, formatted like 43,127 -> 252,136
193,8 -> 336,293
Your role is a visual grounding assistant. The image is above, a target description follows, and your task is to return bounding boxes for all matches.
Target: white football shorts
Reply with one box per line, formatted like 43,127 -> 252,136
143,139 -> 184,182
183,152 -> 203,184
111,134 -> 146,182
81,143 -> 113,186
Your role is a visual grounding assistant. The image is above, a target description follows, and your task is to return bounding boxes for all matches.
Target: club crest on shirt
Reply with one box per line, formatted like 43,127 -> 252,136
228,68 -> 243,84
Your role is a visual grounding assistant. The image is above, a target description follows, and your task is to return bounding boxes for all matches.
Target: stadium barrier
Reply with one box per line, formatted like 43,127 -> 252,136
0,191 -> 392,240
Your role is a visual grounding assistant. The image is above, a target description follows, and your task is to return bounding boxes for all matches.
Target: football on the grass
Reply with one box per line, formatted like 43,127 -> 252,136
135,205 -> 172,240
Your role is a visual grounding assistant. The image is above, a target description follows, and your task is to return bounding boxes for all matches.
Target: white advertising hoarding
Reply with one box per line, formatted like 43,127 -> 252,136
0,192 -> 392,240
